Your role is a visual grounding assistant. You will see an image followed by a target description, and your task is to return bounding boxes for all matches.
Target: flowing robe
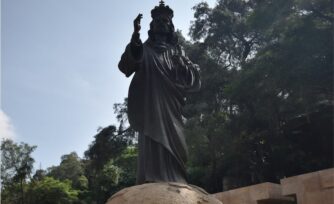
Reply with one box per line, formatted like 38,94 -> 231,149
118,38 -> 200,184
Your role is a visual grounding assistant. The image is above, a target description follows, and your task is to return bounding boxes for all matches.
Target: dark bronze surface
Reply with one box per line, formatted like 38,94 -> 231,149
118,1 -> 201,184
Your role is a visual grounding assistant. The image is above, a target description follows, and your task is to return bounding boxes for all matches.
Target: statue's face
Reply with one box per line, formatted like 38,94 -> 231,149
151,16 -> 171,34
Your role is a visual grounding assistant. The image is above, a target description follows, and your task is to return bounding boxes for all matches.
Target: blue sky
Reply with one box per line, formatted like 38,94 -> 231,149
1,0 -> 215,170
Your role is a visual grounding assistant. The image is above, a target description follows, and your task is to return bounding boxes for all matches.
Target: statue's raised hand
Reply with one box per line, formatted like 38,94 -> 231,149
134,14 -> 143,33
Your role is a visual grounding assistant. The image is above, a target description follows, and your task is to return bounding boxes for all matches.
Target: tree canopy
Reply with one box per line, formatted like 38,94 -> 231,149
184,0 -> 333,192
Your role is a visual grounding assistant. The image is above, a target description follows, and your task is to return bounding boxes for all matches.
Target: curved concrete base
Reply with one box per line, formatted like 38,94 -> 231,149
106,182 -> 223,204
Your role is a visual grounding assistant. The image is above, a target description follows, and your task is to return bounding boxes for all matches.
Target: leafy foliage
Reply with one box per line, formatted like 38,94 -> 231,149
1,139 -> 36,184
1,139 -> 37,203
82,99 -> 136,203
26,177 -> 79,204
185,0 -> 333,192
48,152 -> 87,190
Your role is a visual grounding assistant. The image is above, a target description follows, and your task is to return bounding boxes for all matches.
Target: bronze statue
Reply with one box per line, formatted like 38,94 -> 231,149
118,0 -> 201,184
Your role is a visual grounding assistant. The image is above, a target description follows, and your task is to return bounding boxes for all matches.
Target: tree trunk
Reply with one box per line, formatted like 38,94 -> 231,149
20,179 -> 24,204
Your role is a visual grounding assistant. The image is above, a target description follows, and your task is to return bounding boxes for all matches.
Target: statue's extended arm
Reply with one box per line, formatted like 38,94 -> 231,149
118,14 -> 144,77
131,14 -> 143,60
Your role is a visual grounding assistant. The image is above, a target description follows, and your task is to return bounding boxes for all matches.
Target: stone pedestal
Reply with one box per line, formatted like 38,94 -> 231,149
281,168 -> 334,204
213,182 -> 294,204
106,182 -> 222,204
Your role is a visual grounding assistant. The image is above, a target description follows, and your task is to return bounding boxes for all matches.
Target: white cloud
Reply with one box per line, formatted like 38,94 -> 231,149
0,110 -> 16,140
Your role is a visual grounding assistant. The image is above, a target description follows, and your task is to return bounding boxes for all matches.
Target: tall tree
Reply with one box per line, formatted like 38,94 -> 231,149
84,125 -> 128,172
1,139 -> 37,204
84,126 -> 129,204
47,152 -> 88,190
185,0 -> 333,192
26,177 -> 79,204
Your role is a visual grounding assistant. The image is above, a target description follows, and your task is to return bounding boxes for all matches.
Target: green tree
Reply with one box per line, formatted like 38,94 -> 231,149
82,98 -> 137,204
32,169 -> 47,181
113,146 -> 137,190
48,152 -> 88,190
185,0 -> 333,192
26,177 -> 79,204
47,152 -> 89,203
85,126 -> 128,172
92,160 -> 121,203
1,139 -> 36,204
84,125 -> 130,204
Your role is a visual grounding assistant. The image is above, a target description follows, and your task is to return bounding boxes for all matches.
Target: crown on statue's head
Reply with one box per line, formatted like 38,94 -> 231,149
151,0 -> 174,19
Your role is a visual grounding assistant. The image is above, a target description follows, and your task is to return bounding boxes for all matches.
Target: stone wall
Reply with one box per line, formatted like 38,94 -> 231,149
281,168 -> 334,204
213,168 -> 334,204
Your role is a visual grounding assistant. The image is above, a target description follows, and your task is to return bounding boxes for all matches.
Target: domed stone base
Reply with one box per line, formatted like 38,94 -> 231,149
106,182 -> 223,204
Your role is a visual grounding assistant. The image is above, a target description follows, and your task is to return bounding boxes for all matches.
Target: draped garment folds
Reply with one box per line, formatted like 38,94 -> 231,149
118,39 -> 200,184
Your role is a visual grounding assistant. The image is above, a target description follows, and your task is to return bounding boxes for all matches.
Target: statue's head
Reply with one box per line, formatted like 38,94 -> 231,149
148,1 -> 177,44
